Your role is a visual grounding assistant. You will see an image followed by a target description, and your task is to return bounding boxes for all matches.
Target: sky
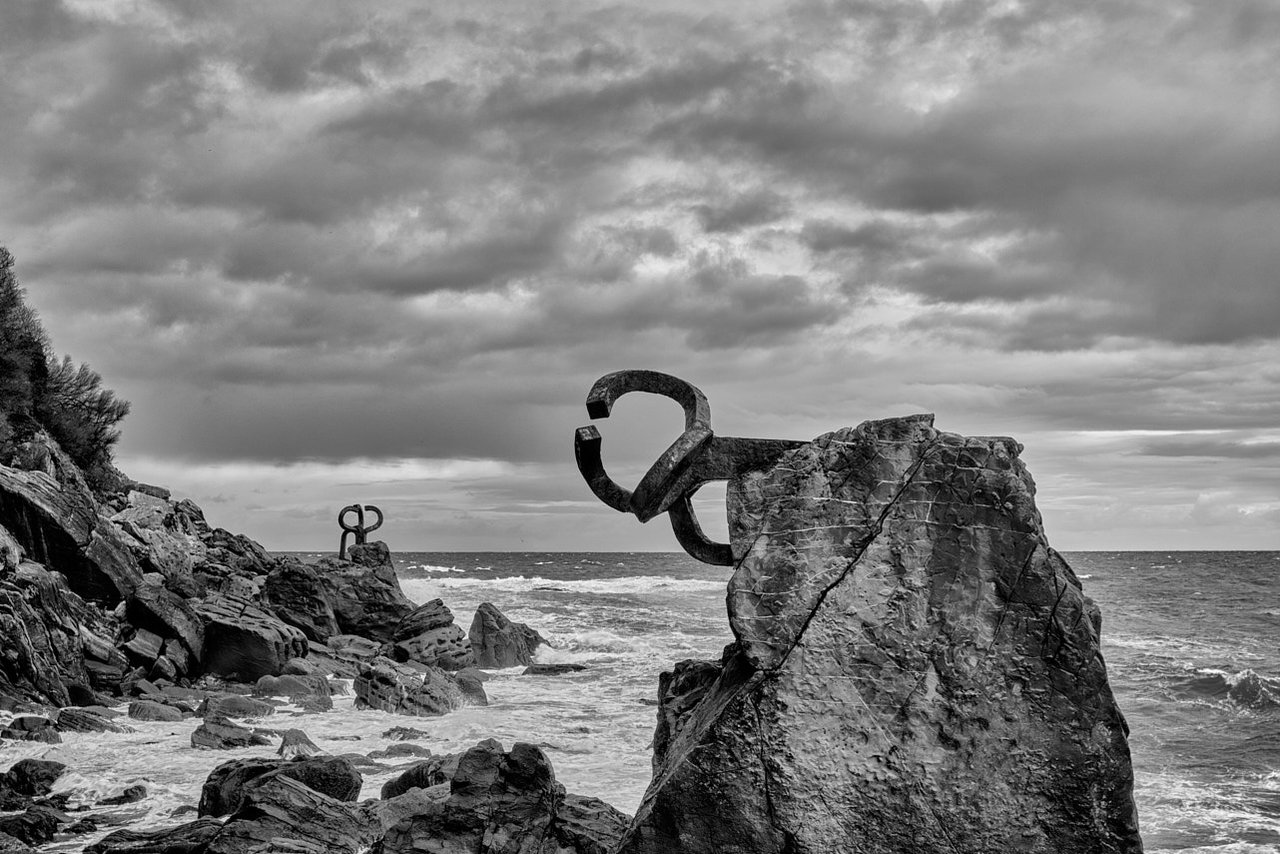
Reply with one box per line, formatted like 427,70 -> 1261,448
1,0 -> 1278,552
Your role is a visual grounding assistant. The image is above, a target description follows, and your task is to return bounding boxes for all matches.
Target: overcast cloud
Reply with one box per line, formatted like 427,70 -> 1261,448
2,0 -> 1278,551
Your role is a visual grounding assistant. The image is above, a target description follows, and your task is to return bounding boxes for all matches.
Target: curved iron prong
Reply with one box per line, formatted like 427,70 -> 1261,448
585,370 -> 711,430
575,426 -> 633,513
668,493 -> 734,566
363,505 -> 384,535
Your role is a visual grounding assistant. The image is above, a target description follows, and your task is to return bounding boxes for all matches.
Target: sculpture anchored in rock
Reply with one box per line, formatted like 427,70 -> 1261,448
336,504 -> 382,558
574,370 -> 1143,854
574,370 -> 804,565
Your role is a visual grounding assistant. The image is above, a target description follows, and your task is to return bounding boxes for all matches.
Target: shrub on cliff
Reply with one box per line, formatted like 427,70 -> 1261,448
0,247 -> 129,491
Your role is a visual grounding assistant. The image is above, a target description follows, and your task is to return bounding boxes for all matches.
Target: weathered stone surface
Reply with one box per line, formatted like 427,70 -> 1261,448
2,759 -> 65,798
122,626 -> 164,664
618,415 -> 1142,854
0,806 -> 58,847
553,793 -> 632,854
55,706 -> 131,733
200,756 -> 362,817
204,774 -> 369,854
127,699 -> 183,721
524,663 -> 586,676
354,656 -> 462,717
0,563 -> 98,707
347,540 -> 390,569
263,559 -> 340,642
84,816 -> 223,853
126,575 -> 205,663
313,552 -> 414,643
380,753 -> 461,799
0,830 -> 34,853
392,599 -> 475,671
199,693 -> 275,719
191,715 -> 271,750
195,594 -> 308,681
277,728 -> 322,758
454,668 -> 489,706
254,673 -> 330,701
469,601 -> 548,669
0,716 -> 60,743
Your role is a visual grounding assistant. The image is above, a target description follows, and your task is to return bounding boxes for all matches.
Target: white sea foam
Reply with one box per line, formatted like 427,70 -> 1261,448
408,574 -> 726,596
403,563 -> 465,573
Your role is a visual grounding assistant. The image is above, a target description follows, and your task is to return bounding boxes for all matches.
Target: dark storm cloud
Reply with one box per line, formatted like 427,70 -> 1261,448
693,190 -> 790,234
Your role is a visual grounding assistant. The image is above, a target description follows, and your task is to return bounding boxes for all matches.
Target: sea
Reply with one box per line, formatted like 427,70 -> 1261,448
2,550 -> 1277,853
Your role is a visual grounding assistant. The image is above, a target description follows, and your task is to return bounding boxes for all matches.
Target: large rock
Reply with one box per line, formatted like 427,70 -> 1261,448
125,574 -> 205,666
191,715 -> 271,750
469,602 -> 548,668
195,593 -> 308,681
391,599 -> 475,670
85,817 -> 222,853
618,415 -> 1142,854
374,740 -> 628,854
199,756 -> 362,817
205,774 -> 369,854
313,546 -> 414,642
354,656 -> 462,717
262,559 -> 340,642
0,562 -> 98,706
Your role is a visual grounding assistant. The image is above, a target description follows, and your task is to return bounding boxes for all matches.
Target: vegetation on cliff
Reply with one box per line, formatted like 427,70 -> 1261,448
0,246 -> 130,491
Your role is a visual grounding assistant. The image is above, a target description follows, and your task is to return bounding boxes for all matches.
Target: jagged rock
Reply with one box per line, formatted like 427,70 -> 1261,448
191,715 -> 271,750
0,443 -> 143,602
109,492 -> 205,595
391,599 -> 475,670
0,562 -> 104,707
263,560 -> 340,642
312,549 -> 414,642
199,756 -> 362,817
0,831 -> 34,853
453,668 -> 489,706
347,541 -> 390,568
0,806 -> 58,847
374,740 -> 624,854
254,673 -> 330,701
99,784 -> 147,805
204,774 -> 369,854
199,694 -> 276,719
618,415 -> 1142,854
84,816 -> 222,853
380,753 -> 461,799
2,759 -> 65,798
126,574 -> 205,664
367,743 -> 432,760
201,527 -> 276,577
0,716 -> 60,743
469,602 -> 548,668
122,626 -> 164,664
195,594 -> 308,681
524,663 -> 586,676
55,707 -> 131,733
277,728 -> 322,758
325,634 -> 382,663
127,699 -> 183,721
354,656 -> 461,717
382,725 -> 429,741
282,657 -> 317,676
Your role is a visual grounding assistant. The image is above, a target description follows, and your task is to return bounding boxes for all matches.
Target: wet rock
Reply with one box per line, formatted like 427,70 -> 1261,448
2,759 -> 65,798
0,805 -> 59,847
199,694 -> 276,719
55,706 -> 132,733
191,715 -> 271,750
125,575 -> 204,665
204,774 -> 369,854
367,743 -> 432,760
523,663 -> 586,676
281,657 -> 317,676
469,601 -> 548,668
277,728 -> 322,758
0,563 -> 100,708
554,793 -> 632,854
99,784 -> 147,805
354,657 -> 461,717
254,673 -> 330,700
313,549 -> 414,643
0,832 -> 33,853
263,559 -> 340,643
195,594 -> 308,681
453,668 -> 489,706
618,415 -> 1143,854
84,816 -> 222,853
0,716 -> 60,743
127,699 -> 183,721
379,753 -> 460,798
200,756 -> 362,818
200,757 -> 285,817
390,599 -> 475,671
382,725 -> 429,741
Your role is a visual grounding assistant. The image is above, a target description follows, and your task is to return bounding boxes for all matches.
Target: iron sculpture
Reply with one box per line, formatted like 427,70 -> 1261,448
337,503 -> 383,557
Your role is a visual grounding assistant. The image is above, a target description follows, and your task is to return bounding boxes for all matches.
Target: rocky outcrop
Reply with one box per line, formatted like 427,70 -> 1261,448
191,715 -> 271,750
374,740 -> 629,854
618,415 -> 1142,854
85,817 -> 223,853
205,774 -> 370,854
199,756 -> 362,817
469,601 -> 548,668
312,544 -> 414,642
124,575 -> 204,676
391,599 -> 475,670
195,593 -> 308,681
0,560 -> 101,707
262,559 -> 340,642
354,656 -> 462,717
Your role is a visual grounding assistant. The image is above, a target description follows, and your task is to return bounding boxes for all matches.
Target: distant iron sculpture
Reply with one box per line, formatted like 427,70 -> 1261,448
575,370 -> 805,565
338,503 -> 383,558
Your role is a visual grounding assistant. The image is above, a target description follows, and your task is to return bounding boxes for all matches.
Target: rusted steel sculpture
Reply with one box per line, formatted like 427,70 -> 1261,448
574,370 -> 804,565
337,503 -> 383,558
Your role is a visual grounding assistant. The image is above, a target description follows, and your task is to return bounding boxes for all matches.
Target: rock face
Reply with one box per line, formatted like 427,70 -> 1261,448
195,594 -> 308,681
469,602 -> 547,668
354,657 -> 462,717
619,415 -> 1143,854
374,740 -> 629,854
313,545 -> 415,642
391,599 -> 475,670
262,559 -> 341,642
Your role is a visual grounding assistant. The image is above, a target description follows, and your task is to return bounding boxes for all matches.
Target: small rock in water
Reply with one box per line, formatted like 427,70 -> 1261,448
199,694 -> 276,719
99,785 -> 147,806
0,716 -> 60,743
522,663 -> 586,676
367,743 -> 432,760
382,726 -> 429,741
127,700 -> 183,722
191,716 -> 271,750
277,728 -> 322,758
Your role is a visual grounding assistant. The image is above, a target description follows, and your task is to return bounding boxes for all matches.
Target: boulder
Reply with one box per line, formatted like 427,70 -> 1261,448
84,816 -> 222,853
554,793 -> 633,854
0,831 -> 34,853
0,806 -> 58,847
127,699 -> 183,721
204,774 -> 369,854
617,415 -> 1143,854
391,599 -> 475,670
263,559 -> 340,642
195,594 -> 308,681
469,602 -> 548,668
354,657 -> 462,717
277,728 -> 322,758
99,784 -> 147,805
524,663 -> 586,676
453,668 -> 489,706
191,715 -> 271,750
0,716 -> 59,743
380,753 -> 461,799
125,575 -> 205,664
200,756 -> 362,817
254,673 -> 331,701
313,550 -> 414,642
199,694 -> 276,719
2,759 -> 65,798
55,707 -> 131,733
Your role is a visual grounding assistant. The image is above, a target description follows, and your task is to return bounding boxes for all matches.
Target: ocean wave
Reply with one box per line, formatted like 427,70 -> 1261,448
1178,668 -> 1280,712
402,563 -> 466,574
407,574 -> 725,596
